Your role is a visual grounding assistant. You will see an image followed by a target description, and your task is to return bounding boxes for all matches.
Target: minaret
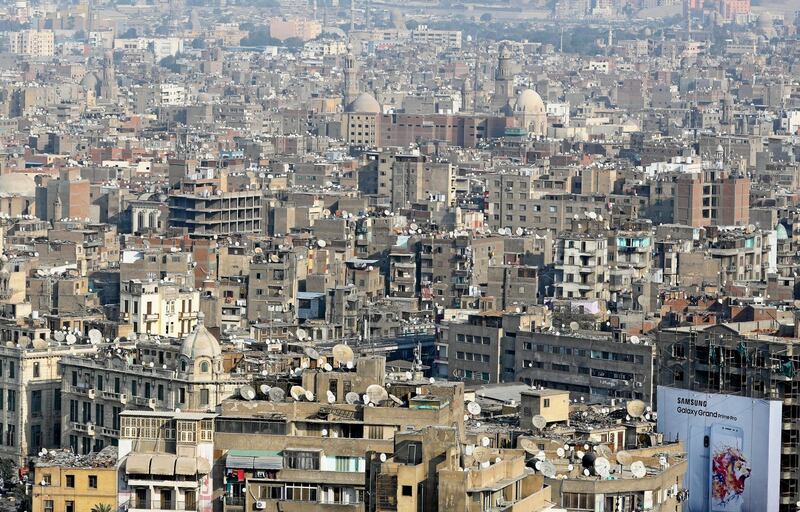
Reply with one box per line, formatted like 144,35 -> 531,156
494,44 -> 514,108
343,50 -> 358,109
461,76 -> 474,113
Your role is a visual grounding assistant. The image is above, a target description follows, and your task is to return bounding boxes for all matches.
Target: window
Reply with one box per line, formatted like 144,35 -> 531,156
65,501 -> 74,512
41,474 -> 51,485
43,500 -> 53,512
65,475 -> 75,488
32,362 -> 39,378
402,485 -> 413,496
284,450 -> 320,470
562,492 -> 592,510
7,390 -> 15,411
285,483 -> 318,501
95,404 -> 104,427
9,362 -> 14,379
200,389 -> 209,406
31,390 -> 41,417
200,361 -> 210,373
88,475 -> 97,488
96,375 -> 103,391
544,399 -> 550,407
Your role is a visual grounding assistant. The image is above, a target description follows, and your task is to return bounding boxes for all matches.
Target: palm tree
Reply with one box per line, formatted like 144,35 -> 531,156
91,504 -> 113,512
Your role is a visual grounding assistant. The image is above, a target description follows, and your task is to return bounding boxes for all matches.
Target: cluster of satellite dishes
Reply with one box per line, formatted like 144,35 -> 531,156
17,327 -> 106,350
495,227 -> 525,237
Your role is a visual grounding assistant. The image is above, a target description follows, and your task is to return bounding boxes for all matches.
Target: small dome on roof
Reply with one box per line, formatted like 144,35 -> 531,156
179,314 -> 221,360
776,223 -> 789,240
346,92 -> 381,113
514,89 -> 545,113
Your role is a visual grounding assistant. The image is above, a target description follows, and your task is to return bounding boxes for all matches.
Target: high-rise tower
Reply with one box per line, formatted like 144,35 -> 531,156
494,45 -> 514,109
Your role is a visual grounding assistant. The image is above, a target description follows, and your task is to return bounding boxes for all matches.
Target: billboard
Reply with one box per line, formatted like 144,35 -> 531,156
657,386 -> 782,512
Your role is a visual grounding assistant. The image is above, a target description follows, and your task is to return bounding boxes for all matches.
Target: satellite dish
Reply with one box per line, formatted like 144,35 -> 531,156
569,321 -> 579,331
54,331 -> 65,342
18,336 -> 31,348
345,391 -> 360,405
304,346 -> 320,360
317,239 -> 327,248
66,334 -> 76,345
323,209 -> 331,216
379,453 -> 387,462
259,384 -> 271,395
326,390 -> 336,403
366,384 -> 389,404
290,386 -> 306,401
269,253 -> 279,263
556,447 -> 566,458
626,400 -> 646,418
596,445 -> 613,459
323,363 -> 333,372
630,461 -> 646,478
467,401 -> 481,416
296,329 -> 307,341
532,415 -> 547,430
515,227 -> 523,236
519,438 -> 537,455
239,385 -> 256,401
410,222 -> 418,230
630,335 -> 641,345
32,338 -> 47,350
595,457 -> 611,477
616,450 -> 633,465
389,394 -> 403,406
304,390 -> 314,401
540,461 -> 556,478
332,344 -> 355,365
268,388 -> 286,402
480,436 -> 490,447
88,329 -> 103,344
535,451 -> 546,461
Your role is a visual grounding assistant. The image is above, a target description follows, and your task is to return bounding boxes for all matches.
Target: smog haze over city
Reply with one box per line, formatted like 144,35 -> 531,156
0,0 -> 797,511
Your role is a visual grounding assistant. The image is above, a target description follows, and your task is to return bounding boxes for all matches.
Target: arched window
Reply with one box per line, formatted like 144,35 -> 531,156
136,211 -> 145,231
181,360 -> 187,372
149,211 -> 157,228
200,361 -> 210,373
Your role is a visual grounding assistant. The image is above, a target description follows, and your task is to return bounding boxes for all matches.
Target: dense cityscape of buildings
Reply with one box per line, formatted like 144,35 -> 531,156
0,0 -> 796,510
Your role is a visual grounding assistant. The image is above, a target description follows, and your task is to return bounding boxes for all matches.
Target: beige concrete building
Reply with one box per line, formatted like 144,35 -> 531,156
120,279 -> 200,338
8,29 -> 54,56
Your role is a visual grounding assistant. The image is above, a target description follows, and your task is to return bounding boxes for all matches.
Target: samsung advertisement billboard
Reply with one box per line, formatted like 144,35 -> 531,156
657,386 -> 782,512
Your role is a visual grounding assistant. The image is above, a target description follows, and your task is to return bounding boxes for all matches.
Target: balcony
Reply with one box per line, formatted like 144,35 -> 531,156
179,311 -> 197,320
144,313 -> 160,321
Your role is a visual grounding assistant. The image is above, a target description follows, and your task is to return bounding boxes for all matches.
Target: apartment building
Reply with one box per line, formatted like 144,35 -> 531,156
554,232 -> 609,301
657,322 -> 800,511
673,169 -> 750,227
31,447 -> 118,512
215,357 -> 465,511
8,29 -> 54,56
247,247 -> 299,324
120,279 -> 200,337
367,426 -> 554,512
60,320 -> 247,454
118,410 -> 215,512
0,341 -> 96,465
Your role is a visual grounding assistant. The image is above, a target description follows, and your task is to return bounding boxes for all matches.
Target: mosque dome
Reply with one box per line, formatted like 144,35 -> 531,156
80,72 -> 100,91
346,92 -> 381,113
514,89 -> 545,113
179,314 -> 221,360
776,223 -> 789,240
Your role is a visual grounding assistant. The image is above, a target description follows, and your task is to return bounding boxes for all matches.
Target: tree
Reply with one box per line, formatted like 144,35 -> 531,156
480,12 -> 493,22
119,27 -> 137,39
405,19 -> 419,30
91,504 -> 113,512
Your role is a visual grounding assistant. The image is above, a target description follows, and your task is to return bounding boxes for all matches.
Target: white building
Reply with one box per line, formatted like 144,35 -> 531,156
8,29 -> 54,56
120,280 -> 200,338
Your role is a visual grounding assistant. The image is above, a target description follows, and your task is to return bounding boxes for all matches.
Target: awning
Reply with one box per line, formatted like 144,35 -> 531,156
125,454 -> 152,475
175,457 -> 198,476
150,454 -> 177,476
